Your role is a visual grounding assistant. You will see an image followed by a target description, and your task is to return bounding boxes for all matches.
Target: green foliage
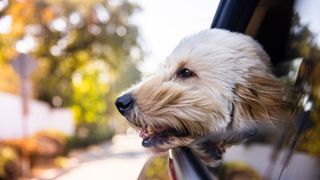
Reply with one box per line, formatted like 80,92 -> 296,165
210,162 -> 262,180
0,147 -> 17,176
286,12 -> 320,157
0,146 -> 21,179
66,125 -> 114,150
32,0 -> 141,107
70,60 -> 115,147
72,60 -> 109,125
0,0 -> 142,105
139,154 -> 170,180
0,0 -> 142,146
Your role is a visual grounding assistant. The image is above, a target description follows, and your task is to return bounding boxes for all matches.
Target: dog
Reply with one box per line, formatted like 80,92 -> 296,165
115,29 -> 288,165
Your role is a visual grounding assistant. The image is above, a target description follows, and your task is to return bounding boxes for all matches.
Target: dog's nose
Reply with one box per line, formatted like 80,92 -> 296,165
115,93 -> 134,115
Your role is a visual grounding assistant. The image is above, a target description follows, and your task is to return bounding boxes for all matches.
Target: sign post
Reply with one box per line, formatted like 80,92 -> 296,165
11,53 -> 37,177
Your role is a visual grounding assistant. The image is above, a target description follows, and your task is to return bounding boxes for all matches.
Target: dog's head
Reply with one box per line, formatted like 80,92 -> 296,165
115,29 -> 288,153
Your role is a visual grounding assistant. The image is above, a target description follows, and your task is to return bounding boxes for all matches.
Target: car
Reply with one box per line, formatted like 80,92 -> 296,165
138,0 -> 320,179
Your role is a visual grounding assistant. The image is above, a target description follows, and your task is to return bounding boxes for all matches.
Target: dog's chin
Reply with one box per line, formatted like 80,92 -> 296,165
135,126 -> 191,153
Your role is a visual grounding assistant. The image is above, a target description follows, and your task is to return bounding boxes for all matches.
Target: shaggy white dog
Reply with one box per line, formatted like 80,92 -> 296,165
115,29 -> 288,164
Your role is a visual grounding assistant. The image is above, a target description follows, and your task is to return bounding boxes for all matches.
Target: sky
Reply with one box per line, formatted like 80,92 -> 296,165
130,0 -> 220,74
1,0 -> 318,74
130,0 -> 320,75
295,0 -> 320,46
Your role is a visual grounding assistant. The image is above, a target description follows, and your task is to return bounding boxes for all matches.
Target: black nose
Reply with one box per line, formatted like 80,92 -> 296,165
115,93 -> 134,115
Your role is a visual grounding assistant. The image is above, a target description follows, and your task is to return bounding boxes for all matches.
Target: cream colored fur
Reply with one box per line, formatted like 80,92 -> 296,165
119,29 -> 288,161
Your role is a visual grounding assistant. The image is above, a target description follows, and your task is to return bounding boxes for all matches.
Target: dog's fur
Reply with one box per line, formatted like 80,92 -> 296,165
116,29 -> 288,163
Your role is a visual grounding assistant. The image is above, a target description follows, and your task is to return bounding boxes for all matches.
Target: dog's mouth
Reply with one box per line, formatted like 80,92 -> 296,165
138,127 -> 189,147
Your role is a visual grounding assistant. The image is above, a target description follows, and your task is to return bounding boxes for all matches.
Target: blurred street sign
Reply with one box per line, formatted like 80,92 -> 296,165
10,53 -> 37,115
11,53 -> 37,78
10,53 -> 37,177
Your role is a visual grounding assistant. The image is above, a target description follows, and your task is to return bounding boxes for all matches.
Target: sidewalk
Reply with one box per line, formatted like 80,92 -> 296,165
34,134 -> 150,180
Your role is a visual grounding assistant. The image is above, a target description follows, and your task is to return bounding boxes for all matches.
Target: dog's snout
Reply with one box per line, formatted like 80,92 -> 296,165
115,93 -> 134,115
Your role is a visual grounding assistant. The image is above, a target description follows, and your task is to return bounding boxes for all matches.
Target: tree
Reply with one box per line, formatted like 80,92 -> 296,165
0,0 -> 142,143
1,0 -> 141,105
286,12 -> 320,157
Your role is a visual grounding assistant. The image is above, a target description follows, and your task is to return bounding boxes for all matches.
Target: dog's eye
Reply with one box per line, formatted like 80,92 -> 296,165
177,68 -> 195,78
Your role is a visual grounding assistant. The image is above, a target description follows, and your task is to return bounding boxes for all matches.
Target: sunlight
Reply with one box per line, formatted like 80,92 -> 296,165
0,15 -> 12,34
15,35 -> 36,53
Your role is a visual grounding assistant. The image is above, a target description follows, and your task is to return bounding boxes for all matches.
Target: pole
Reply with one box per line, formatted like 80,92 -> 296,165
20,77 -> 30,177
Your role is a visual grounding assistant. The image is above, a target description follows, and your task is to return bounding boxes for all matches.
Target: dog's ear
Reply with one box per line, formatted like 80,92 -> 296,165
233,68 -> 289,128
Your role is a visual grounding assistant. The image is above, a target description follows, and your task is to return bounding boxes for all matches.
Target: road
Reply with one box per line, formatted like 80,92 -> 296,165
35,134 -> 150,180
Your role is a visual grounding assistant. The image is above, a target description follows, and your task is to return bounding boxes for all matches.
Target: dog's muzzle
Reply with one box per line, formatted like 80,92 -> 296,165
115,93 -> 134,116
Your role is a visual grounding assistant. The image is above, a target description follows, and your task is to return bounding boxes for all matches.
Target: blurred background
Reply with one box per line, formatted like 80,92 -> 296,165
1,0 -> 320,180
0,0 -> 219,179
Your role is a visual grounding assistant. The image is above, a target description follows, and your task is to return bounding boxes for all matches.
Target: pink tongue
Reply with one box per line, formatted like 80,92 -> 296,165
139,128 -> 148,138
